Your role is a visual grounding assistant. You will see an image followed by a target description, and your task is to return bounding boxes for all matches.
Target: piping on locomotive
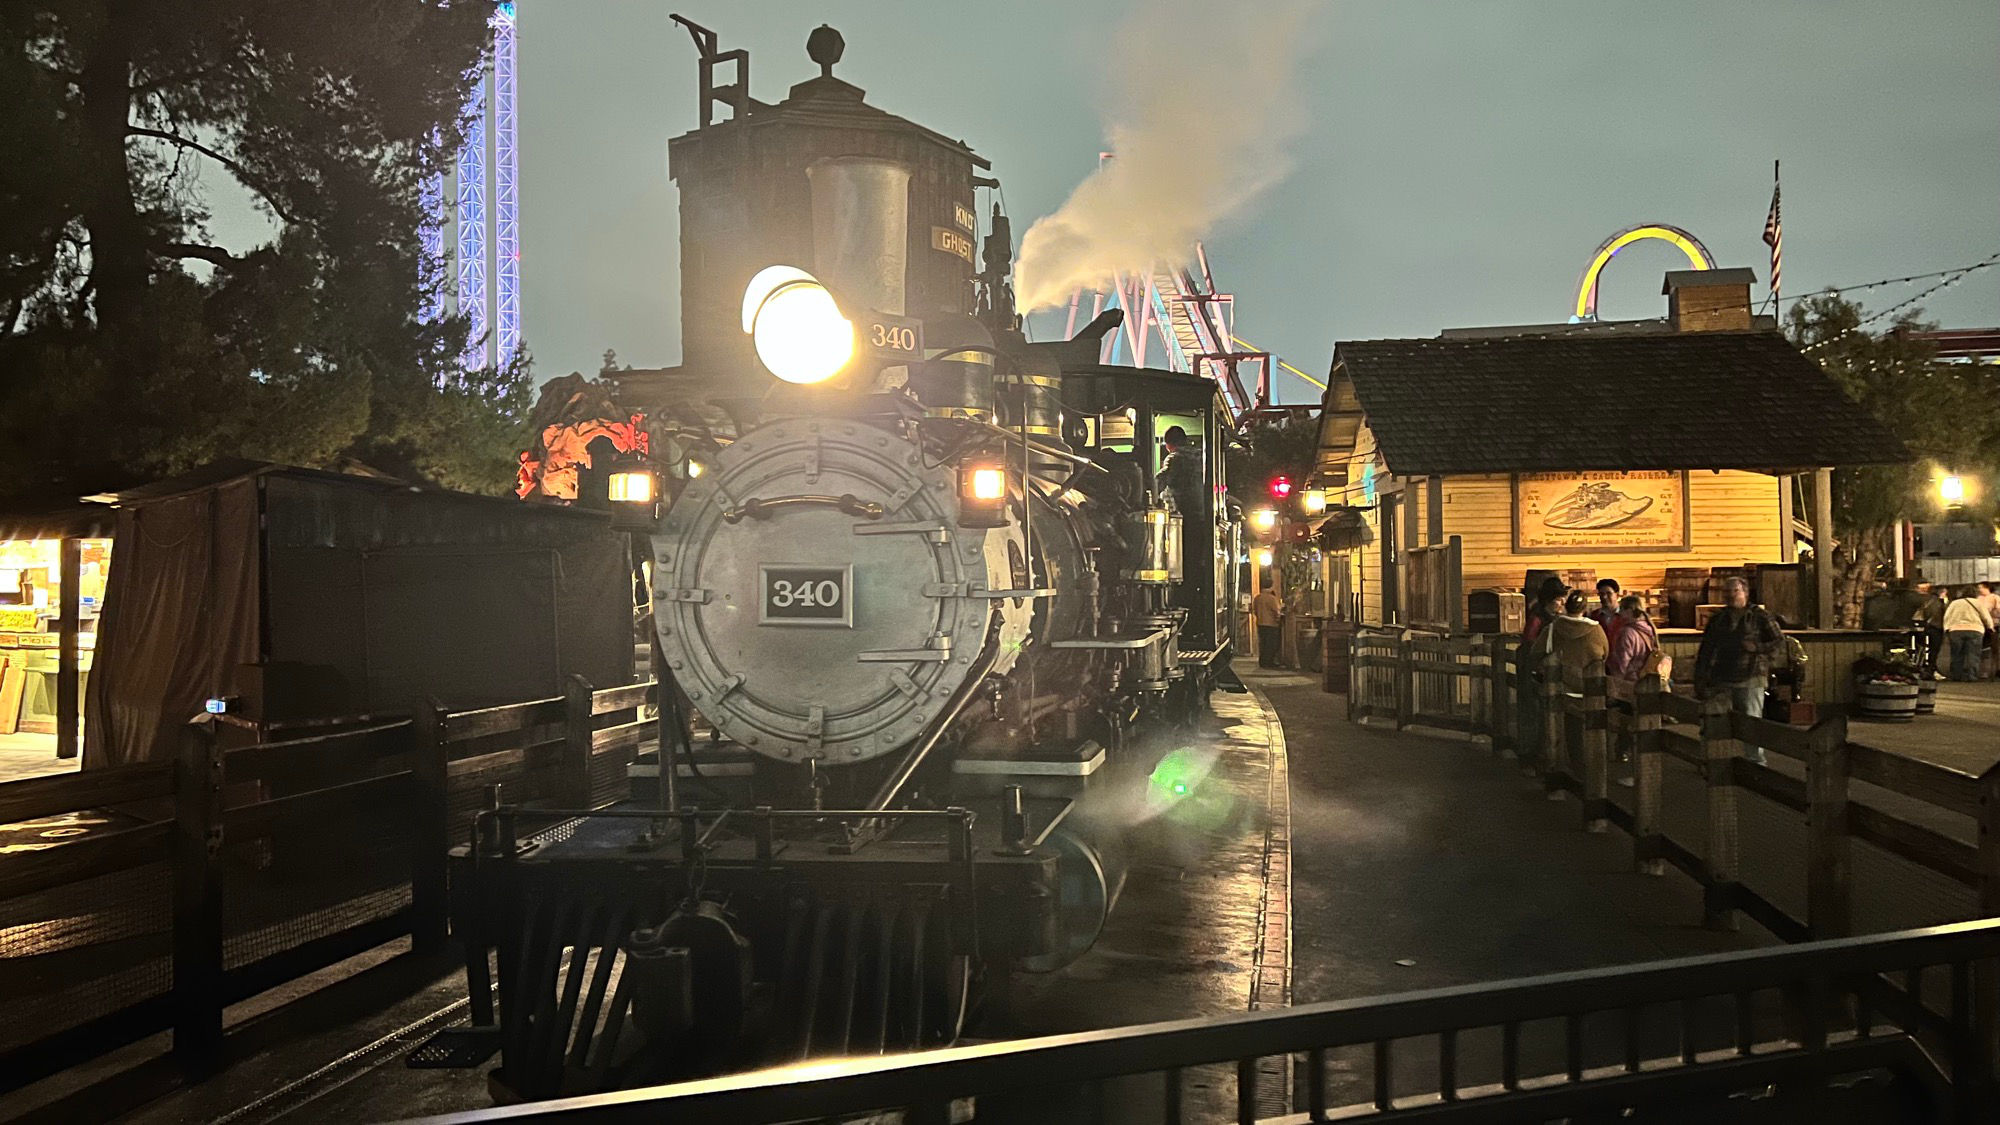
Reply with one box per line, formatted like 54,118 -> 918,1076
453,21 -> 1246,1100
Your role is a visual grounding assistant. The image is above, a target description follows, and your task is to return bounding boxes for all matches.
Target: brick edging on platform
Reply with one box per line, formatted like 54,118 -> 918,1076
1244,684 -> 1293,1117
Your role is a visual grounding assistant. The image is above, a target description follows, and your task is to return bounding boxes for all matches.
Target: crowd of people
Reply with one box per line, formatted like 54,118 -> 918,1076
1862,577 -> 1998,682
1517,574 -> 1788,769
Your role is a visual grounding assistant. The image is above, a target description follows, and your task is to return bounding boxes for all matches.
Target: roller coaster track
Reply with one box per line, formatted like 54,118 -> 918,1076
1062,243 -> 1276,430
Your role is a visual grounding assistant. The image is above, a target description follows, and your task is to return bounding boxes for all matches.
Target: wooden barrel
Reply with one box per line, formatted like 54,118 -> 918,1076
1664,567 -> 1708,629
1322,620 -> 1355,693
1915,679 -> 1938,715
1854,678 -> 1919,722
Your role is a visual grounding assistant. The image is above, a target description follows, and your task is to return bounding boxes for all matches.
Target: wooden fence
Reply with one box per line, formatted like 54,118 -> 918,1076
0,674 -> 655,1093
1347,629 -> 2000,947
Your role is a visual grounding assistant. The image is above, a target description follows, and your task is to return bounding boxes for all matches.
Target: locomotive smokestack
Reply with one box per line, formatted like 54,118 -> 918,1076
807,156 -> 912,316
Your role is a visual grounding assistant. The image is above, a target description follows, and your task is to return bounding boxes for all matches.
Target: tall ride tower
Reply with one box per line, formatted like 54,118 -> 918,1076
427,1 -> 520,369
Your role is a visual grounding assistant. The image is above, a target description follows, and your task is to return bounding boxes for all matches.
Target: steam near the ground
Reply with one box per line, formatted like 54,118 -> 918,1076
1012,0 -> 1318,313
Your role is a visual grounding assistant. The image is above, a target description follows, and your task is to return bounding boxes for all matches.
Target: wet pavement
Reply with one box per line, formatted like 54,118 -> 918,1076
1249,663 -> 1771,1110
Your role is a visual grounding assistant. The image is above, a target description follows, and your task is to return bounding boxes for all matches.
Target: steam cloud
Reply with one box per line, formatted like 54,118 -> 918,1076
1013,0 -> 1318,313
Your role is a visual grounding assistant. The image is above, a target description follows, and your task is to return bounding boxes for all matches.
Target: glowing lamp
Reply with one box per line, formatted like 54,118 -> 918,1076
1255,548 -> 1274,568
1251,508 -> 1277,532
1269,475 -> 1293,500
741,265 -> 854,384
608,469 -> 656,505
686,460 -> 704,478
1302,488 -> 1327,514
956,453 -> 1009,528
1940,474 -> 1966,505
969,468 -> 1006,501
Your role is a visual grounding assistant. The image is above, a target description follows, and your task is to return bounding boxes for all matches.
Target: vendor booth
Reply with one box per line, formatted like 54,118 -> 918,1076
0,509 -> 116,773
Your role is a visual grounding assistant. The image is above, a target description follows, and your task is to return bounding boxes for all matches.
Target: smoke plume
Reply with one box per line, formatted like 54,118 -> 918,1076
1013,0 -> 1318,313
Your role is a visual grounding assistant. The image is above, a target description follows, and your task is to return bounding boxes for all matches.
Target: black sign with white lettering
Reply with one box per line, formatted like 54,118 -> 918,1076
760,565 -> 852,627
860,311 -> 924,362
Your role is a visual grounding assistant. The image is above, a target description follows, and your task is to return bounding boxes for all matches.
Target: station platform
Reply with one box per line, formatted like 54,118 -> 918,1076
32,691 -> 1290,1125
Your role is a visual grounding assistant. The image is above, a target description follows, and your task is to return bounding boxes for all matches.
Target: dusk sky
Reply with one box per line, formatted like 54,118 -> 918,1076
223,1 -> 2000,403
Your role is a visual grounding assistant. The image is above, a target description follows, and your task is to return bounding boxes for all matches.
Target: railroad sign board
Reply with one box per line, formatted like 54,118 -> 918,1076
932,225 -> 974,264
760,564 -> 853,627
953,202 -> 976,232
1512,471 -> 1690,552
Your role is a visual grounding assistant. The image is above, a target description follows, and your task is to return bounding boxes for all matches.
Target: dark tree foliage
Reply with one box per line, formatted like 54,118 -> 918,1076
1787,293 -> 2000,622
1225,411 -> 1320,509
0,2 -> 528,502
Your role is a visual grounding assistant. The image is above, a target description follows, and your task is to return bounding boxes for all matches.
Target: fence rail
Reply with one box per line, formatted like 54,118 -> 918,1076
1347,628 -> 2000,947
0,674 -> 656,1094
405,918 -> 2000,1125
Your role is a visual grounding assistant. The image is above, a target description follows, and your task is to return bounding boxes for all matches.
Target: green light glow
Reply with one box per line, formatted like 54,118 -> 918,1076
1150,749 -> 1202,803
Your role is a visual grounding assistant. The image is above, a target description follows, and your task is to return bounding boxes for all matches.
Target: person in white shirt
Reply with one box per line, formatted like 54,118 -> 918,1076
1941,586 -> 1995,682
1979,582 -> 2000,677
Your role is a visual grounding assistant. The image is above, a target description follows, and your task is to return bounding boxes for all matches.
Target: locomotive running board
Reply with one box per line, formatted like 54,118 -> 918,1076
1049,626 -> 1173,650
952,743 -> 1106,777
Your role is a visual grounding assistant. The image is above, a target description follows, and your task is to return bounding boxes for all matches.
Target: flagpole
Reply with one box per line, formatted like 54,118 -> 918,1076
1762,158 -> 1783,317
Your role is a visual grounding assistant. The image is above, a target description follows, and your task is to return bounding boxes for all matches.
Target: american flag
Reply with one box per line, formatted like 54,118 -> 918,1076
1762,161 -> 1782,300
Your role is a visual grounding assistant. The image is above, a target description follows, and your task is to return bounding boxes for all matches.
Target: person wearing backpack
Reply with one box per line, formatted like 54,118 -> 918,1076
1605,596 -> 1667,765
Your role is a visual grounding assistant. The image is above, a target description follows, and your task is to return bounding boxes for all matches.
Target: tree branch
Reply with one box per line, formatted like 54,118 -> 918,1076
156,242 -> 239,268
125,126 -> 300,224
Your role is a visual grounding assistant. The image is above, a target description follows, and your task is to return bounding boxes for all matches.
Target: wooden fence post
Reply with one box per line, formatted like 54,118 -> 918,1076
1699,694 -> 1741,931
1540,650 -> 1564,793
1492,638 -> 1514,758
1345,633 -> 1357,722
562,674 -> 595,809
1632,675 -> 1666,875
1580,660 -> 1609,833
173,716 -> 225,1076
1974,762 -> 2000,1091
1804,715 -> 1852,940
1468,638 -> 1488,745
1394,634 -> 1412,731
411,698 -> 451,955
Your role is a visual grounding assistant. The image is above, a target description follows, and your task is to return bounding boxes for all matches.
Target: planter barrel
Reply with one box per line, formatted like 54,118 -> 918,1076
1854,678 -> 1919,723
1915,679 -> 1938,715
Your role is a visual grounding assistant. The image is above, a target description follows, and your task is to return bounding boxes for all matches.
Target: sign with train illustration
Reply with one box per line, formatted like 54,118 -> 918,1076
1512,471 -> 1690,553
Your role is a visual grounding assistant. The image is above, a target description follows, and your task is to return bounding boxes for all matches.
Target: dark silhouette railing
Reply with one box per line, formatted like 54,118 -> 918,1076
398,918 -> 2000,1124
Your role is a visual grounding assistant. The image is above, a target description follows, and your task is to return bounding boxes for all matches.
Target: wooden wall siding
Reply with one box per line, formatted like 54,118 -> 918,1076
1329,422 -> 1386,624
1442,471 -> 1784,596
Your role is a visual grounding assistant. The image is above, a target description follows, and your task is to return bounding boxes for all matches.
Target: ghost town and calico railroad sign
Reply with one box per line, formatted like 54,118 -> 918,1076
1512,471 -> 1690,553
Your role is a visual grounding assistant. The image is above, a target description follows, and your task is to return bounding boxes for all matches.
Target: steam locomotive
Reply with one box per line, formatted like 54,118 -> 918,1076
452,22 -> 1243,1099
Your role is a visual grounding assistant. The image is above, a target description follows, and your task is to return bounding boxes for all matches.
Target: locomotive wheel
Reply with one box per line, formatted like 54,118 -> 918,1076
1016,828 -> 1116,974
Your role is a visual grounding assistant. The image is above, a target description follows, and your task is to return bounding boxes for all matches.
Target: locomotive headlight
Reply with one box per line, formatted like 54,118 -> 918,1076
1251,507 -> 1277,532
956,452 -> 1010,528
607,467 -> 660,531
742,266 -> 854,385
969,467 -> 1006,501
608,469 -> 656,505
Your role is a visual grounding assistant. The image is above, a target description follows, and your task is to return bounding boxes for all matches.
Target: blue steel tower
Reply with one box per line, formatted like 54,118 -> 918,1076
426,2 -> 520,370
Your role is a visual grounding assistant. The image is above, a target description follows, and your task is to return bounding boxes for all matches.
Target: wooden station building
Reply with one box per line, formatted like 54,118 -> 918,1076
1309,269 -> 1907,654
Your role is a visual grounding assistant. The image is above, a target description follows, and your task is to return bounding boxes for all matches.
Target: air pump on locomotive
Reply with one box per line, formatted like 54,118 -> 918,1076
452,22 -> 1244,1099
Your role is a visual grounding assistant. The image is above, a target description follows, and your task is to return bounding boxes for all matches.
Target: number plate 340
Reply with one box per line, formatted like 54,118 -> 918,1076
759,564 -> 853,627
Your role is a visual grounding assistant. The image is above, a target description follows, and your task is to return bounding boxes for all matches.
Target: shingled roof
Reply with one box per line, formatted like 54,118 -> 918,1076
1331,330 -> 1908,475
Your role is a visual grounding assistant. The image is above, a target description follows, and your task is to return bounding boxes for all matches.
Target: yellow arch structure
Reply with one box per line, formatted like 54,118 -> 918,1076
1573,224 -> 1716,321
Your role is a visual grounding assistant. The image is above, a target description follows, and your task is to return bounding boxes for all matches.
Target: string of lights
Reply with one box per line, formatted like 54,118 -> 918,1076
1801,251 -> 2000,353
1775,257 -> 2000,306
